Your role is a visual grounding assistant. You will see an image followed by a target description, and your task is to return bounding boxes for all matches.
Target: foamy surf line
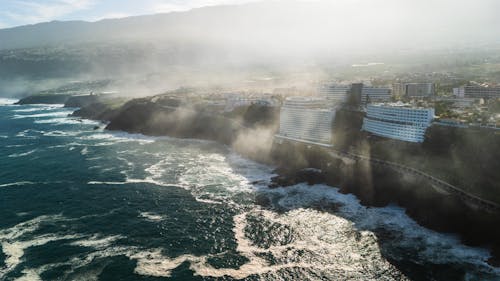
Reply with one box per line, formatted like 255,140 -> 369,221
263,183 -> 496,272
0,181 -> 36,188
8,149 -> 37,158
12,110 -> 74,119
34,117 -> 100,125
0,98 -> 19,105
126,209 -> 409,280
12,105 -> 67,112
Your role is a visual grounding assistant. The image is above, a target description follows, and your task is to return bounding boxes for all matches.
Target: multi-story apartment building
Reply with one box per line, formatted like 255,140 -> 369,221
362,103 -> 435,143
276,97 -> 335,146
361,87 -> 392,105
463,86 -> 500,99
393,82 -> 435,98
453,87 -> 465,98
318,84 -> 350,103
318,83 -> 392,106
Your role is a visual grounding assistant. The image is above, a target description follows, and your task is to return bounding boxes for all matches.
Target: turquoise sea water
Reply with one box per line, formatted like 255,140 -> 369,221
0,99 -> 499,280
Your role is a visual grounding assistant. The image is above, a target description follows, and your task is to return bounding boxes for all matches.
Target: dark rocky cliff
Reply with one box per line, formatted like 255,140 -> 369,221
71,96 -> 500,265
270,140 -> 500,266
15,94 -> 73,105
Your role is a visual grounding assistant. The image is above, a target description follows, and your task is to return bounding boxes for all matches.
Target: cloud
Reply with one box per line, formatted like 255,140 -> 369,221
0,0 -> 260,27
1,0 -> 95,25
90,12 -> 132,21
149,0 -> 257,14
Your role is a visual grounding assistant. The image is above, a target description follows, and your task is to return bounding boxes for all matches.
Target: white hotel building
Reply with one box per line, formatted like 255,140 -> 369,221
362,103 -> 435,143
276,97 -> 335,146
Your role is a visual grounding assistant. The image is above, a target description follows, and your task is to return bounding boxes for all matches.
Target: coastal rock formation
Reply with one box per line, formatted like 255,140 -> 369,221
49,93 -> 500,265
15,94 -> 73,105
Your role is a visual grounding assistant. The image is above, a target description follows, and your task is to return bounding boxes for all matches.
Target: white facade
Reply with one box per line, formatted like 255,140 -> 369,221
362,103 -> 435,143
361,87 -> 392,105
453,87 -> 465,98
277,97 -> 335,145
318,85 -> 350,103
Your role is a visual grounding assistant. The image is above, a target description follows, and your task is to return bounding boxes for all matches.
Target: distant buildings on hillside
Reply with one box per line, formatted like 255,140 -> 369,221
362,103 -> 435,143
393,82 -> 435,98
271,79 -> 498,147
361,87 -> 392,105
274,82 -> 436,146
318,84 -> 350,103
318,83 -> 392,106
224,94 -> 280,111
455,86 -> 500,99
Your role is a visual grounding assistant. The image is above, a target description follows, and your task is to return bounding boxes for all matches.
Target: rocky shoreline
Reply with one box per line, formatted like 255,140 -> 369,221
17,93 -> 500,266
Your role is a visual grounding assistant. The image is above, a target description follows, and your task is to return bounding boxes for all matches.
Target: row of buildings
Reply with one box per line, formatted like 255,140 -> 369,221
318,82 -> 438,106
276,96 -> 435,146
318,82 -> 499,103
318,83 -> 393,105
211,82 -> 496,147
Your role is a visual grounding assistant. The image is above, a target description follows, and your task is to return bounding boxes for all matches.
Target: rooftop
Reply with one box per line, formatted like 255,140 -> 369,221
369,102 -> 434,110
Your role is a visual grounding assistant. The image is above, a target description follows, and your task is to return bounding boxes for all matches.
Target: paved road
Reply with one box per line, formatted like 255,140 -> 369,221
332,148 -> 500,212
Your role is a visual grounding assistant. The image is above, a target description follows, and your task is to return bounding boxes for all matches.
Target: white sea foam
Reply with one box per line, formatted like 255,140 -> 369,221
27,104 -> 65,108
87,181 -> 128,185
8,149 -> 37,158
12,107 -> 45,113
129,209 -> 408,280
0,214 -> 132,279
138,212 -> 164,222
15,130 -> 39,139
173,151 -> 274,205
5,144 -> 28,148
80,147 -> 89,155
125,178 -> 173,187
48,142 -> 85,149
78,132 -> 155,144
14,269 -> 43,281
1,234 -> 81,275
86,156 -> 103,161
12,110 -> 74,119
0,98 -> 18,105
261,183 -> 497,273
34,117 -> 99,126
0,182 -> 36,188
70,235 -> 124,249
0,214 -> 78,277
43,130 -> 82,137
16,213 -> 30,217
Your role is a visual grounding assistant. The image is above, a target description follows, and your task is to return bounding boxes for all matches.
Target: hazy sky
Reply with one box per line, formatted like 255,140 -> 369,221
0,0 -> 258,28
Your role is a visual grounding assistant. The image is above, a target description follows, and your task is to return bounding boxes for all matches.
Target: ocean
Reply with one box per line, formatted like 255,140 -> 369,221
0,98 -> 498,280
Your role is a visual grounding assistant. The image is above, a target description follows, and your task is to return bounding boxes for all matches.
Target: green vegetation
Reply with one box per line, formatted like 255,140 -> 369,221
332,110 -> 500,204
224,104 -> 280,128
434,101 -> 460,119
489,99 -> 500,114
